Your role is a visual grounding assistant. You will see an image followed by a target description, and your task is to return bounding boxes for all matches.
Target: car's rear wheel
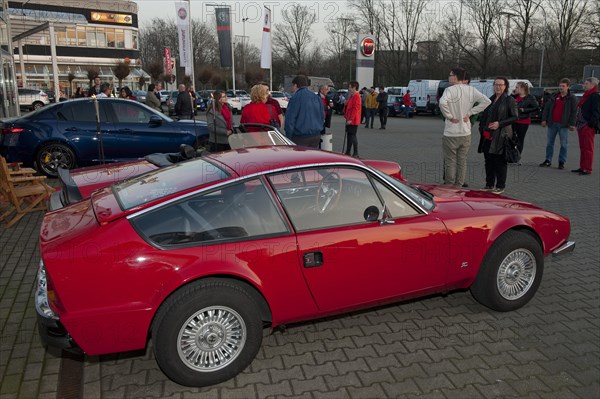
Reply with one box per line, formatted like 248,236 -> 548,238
470,230 -> 543,312
32,101 -> 44,110
152,279 -> 263,387
36,142 -> 76,177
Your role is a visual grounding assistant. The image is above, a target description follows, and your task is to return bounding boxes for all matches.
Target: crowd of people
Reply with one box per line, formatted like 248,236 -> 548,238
75,72 -> 600,189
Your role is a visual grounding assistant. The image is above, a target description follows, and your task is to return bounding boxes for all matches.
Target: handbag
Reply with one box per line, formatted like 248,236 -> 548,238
504,136 -> 521,163
267,104 -> 280,129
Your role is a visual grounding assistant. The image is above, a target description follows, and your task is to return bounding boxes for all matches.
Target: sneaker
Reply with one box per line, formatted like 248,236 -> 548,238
482,186 -> 494,191
579,170 -> 591,175
492,188 -> 505,194
572,168 -> 582,173
539,160 -> 551,167
558,162 -> 565,170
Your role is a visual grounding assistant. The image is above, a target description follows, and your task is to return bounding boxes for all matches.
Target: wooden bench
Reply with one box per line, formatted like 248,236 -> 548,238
0,156 -> 54,228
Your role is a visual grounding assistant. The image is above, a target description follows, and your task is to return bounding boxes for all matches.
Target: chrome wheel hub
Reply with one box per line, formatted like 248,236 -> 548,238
177,306 -> 246,372
497,248 -> 536,300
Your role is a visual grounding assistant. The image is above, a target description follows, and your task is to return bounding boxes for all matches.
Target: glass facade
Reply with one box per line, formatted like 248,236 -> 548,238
1,1 -> 19,118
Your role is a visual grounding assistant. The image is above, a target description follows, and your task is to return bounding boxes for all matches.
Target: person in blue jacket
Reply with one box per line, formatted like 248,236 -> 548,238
284,75 -> 324,148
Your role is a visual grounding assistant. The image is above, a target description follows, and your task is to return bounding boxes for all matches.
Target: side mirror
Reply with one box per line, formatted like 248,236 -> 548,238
149,115 -> 163,126
363,206 -> 380,222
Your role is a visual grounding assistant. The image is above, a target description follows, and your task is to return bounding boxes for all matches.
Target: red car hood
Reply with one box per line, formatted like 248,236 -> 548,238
416,183 -> 544,211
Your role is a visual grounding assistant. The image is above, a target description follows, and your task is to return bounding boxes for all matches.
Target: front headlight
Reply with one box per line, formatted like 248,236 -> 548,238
35,260 -> 57,319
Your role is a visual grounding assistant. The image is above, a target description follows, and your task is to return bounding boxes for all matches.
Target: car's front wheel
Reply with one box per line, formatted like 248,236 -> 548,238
32,101 -> 44,110
36,142 -> 76,177
153,279 -> 263,387
470,230 -> 543,312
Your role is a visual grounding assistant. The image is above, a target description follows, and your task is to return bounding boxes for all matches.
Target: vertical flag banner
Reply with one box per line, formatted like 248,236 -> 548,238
215,7 -> 232,68
164,47 -> 172,77
260,7 -> 272,69
175,1 -> 192,75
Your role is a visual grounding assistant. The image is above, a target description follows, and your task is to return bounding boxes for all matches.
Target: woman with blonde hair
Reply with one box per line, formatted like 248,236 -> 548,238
240,84 -> 278,130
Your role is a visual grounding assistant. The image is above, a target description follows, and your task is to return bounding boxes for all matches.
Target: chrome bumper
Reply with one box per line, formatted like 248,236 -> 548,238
552,241 -> 575,257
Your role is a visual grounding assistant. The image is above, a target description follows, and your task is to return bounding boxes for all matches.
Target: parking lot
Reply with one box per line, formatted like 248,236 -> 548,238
1,114 -> 598,398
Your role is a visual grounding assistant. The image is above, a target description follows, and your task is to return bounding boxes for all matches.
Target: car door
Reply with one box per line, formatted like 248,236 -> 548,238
106,100 -> 192,159
55,101 -> 119,163
267,166 -> 450,313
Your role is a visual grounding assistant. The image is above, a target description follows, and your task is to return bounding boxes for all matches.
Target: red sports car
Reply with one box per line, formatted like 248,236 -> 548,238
36,146 -> 574,387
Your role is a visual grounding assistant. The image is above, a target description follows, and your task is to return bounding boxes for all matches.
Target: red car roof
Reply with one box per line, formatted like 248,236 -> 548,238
206,146 -> 365,177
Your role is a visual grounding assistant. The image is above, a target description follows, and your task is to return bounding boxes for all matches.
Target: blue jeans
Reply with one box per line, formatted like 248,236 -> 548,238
365,109 -> 377,127
545,123 -> 569,164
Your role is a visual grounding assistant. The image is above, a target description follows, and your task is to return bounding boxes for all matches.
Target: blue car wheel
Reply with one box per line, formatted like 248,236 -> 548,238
36,142 -> 76,177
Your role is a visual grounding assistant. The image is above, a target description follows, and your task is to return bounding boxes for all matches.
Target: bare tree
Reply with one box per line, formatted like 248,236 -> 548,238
85,67 -> 100,90
146,61 -> 164,84
443,0 -> 502,77
324,16 -> 358,86
273,4 -> 317,70
113,62 -> 131,91
493,0 -> 543,78
546,0 -> 590,79
396,0 -> 430,80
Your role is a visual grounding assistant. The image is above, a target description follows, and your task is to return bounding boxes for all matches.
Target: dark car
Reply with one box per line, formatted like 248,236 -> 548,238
387,95 -> 416,118
529,87 -> 559,120
0,98 -> 209,177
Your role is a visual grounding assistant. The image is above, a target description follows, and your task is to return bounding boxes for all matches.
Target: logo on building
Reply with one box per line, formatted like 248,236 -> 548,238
361,37 -> 375,57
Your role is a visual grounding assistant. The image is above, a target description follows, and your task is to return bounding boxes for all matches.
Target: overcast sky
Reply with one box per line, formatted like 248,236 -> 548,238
136,0 -> 357,47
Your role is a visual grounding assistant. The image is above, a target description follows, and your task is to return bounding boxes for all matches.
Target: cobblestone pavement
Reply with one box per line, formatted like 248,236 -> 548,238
1,115 -> 598,398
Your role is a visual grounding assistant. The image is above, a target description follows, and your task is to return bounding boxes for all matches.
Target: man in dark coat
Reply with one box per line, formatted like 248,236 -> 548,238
174,84 -> 194,119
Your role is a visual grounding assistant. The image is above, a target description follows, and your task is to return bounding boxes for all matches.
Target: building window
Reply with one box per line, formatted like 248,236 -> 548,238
132,32 -> 138,50
67,28 -> 77,46
55,29 -> 67,46
106,28 -> 115,47
77,26 -> 86,47
86,27 -> 96,47
96,27 -> 106,47
115,29 -> 124,48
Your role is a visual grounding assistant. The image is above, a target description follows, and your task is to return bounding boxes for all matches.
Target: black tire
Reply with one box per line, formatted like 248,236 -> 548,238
152,279 -> 263,387
470,230 -> 543,312
36,142 -> 76,177
32,101 -> 44,110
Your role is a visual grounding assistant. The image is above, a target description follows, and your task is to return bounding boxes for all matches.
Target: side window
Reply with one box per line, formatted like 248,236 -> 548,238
62,102 -> 108,122
111,102 -> 150,123
268,167 -> 382,231
372,179 -> 420,218
131,179 -> 288,247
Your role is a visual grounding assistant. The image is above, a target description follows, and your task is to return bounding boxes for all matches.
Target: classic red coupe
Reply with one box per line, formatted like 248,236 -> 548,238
36,146 -> 574,387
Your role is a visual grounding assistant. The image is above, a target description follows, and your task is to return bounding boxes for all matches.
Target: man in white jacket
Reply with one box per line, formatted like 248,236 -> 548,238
439,68 -> 491,187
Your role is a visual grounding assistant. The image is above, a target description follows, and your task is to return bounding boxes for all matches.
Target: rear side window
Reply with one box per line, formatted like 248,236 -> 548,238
58,102 -> 109,122
131,178 -> 289,247
114,158 -> 229,210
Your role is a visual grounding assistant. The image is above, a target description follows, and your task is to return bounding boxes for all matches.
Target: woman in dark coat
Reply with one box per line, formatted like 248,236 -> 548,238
478,77 -> 518,194
206,90 -> 233,152
512,82 -> 539,155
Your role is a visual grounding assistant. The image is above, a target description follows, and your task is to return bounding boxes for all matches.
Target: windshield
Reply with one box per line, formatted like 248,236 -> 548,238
369,167 -> 435,211
113,158 -> 229,210
228,130 -> 295,149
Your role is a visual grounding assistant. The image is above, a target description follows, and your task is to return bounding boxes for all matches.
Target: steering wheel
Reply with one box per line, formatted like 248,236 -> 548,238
315,172 -> 343,213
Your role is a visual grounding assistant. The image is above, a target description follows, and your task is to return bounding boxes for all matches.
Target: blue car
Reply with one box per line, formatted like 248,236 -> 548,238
0,98 -> 209,177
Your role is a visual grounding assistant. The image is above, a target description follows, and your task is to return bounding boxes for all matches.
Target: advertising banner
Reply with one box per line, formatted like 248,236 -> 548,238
215,7 -> 232,68
260,7 -> 272,69
175,1 -> 192,75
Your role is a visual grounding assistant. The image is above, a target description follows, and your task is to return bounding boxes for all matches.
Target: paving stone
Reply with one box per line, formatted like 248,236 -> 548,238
255,380 -> 292,398
270,365 -> 303,383
313,388 -> 350,399
346,383 -> 388,398
355,368 -> 394,386
313,348 -> 348,365
281,352 -> 316,369
291,376 -> 327,395
302,362 -> 337,380
219,384 -> 258,399
323,372 -> 361,390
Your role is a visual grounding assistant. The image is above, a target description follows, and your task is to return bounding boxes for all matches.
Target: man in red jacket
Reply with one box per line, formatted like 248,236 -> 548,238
344,80 -> 362,157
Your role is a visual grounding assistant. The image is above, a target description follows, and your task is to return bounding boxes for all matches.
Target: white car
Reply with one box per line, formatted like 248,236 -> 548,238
270,91 -> 289,111
158,90 -> 170,104
18,88 -> 50,111
226,90 -> 250,114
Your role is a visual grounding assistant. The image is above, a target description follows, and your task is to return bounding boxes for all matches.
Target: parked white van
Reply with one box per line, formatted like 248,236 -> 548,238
469,79 -> 533,98
384,86 -> 409,95
407,79 -> 441,114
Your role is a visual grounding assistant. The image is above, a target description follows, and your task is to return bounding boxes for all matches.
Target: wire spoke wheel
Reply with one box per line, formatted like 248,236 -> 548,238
496,248 -> 536,300
177,306 -> 246,372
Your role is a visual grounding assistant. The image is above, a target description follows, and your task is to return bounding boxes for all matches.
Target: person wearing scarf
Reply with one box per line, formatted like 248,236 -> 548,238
573,77 -> 600,175
477,77 -> 518,194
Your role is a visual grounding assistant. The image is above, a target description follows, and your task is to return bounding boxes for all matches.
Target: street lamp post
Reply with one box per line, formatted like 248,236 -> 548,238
333,31 -> 353,84
537,7 -> 548,87
242,17 -> 248,82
